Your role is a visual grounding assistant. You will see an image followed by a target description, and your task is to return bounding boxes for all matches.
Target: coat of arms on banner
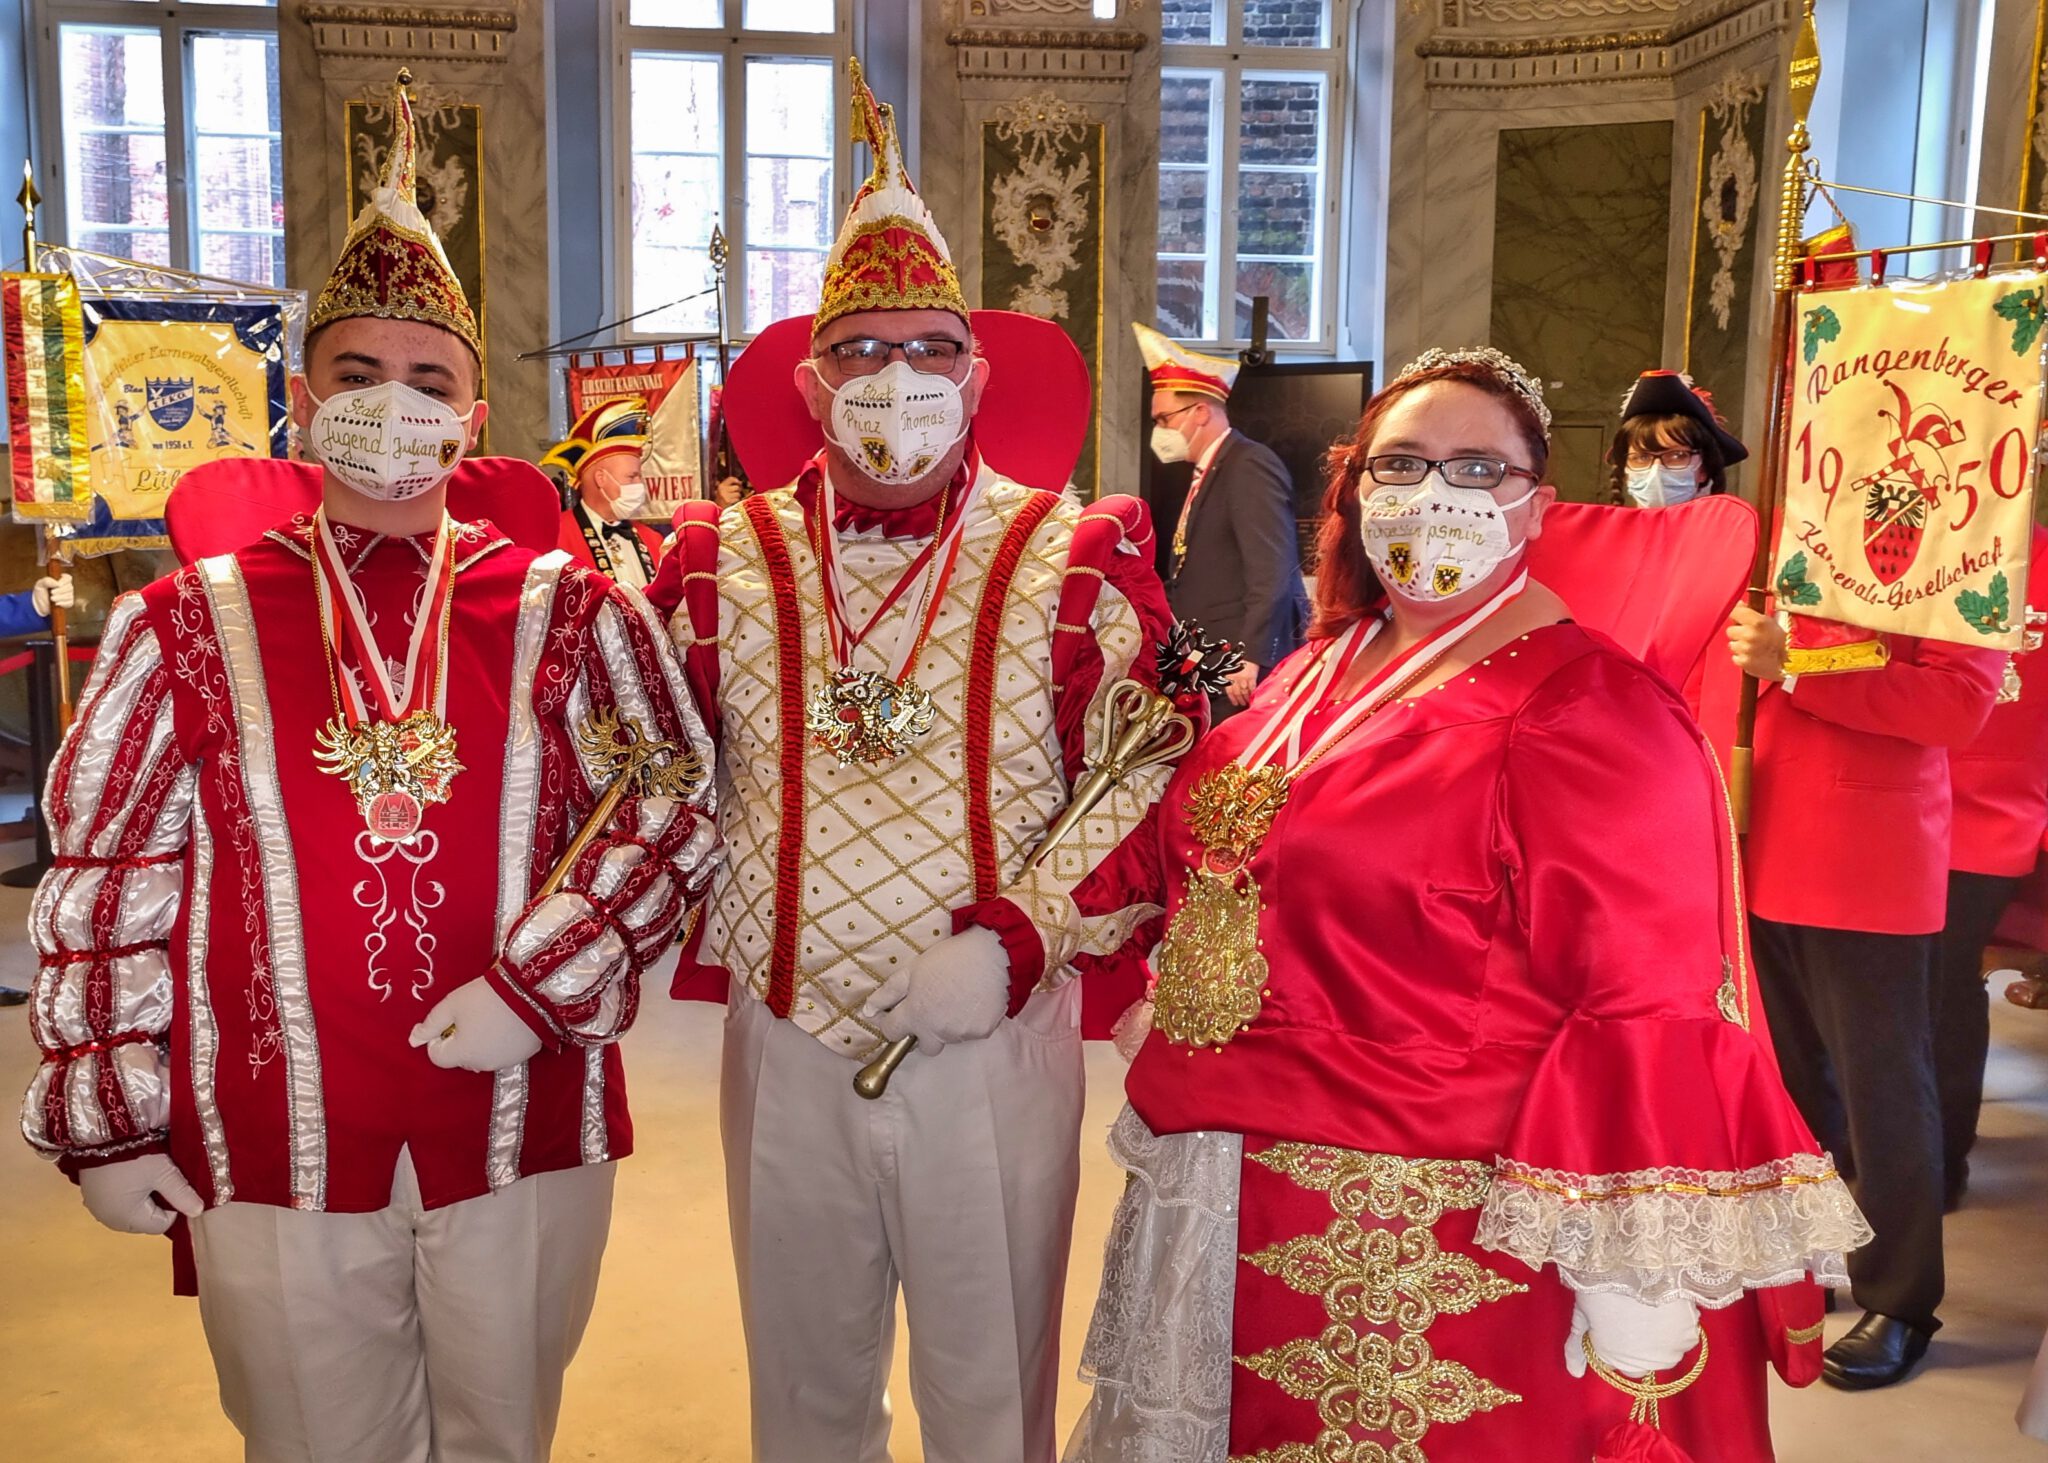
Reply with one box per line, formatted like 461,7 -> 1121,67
145,375 -> 196,431
1772,273 -> 2047,651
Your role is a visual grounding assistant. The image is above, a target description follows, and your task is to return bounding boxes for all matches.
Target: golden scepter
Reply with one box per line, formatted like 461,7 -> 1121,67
853,623 -> 1241,1099
440,708 -> 704,1039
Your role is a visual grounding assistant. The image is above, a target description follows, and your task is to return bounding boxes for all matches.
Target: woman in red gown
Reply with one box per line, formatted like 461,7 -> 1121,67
1064,349 -> 1867,1462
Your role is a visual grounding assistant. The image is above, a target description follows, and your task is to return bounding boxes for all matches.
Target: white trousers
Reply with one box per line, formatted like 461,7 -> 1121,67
190,1152 -> 615,1463
722,985 -> 1087,1463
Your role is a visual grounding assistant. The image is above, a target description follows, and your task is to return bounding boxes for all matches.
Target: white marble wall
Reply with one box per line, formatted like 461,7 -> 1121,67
280,1 -> 553,457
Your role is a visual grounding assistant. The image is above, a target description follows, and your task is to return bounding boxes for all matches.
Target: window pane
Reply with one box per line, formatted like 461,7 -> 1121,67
1236,169 -> 1315,258
1160,0 -> 1219,43
744,0 -> 834,31
630,0 -> 722,25
191,33 -> 283,286
1240,76 -> 1323,167
1241,0 -> 1328,47
1161,73 -> 1215,166
743,56 -> 834,332
1157,259 -> 1210,340
1235,260 -> 1314,341
630,53 -> 723,334
1159,169 -> 1210,255
60,25 -> 170,265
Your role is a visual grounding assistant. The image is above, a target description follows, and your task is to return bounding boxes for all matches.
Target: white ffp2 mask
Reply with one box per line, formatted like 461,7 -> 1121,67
1359,472 -> 1534,603
809,359 -> 968,486
307,380 -> 474,502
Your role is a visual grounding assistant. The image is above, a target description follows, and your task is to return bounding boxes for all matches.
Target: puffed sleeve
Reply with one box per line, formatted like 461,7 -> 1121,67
21,595 -> 196,1171
952,496 -> 1186,1014
489,574 -> 721,1047
1471,648 -> 1870,1307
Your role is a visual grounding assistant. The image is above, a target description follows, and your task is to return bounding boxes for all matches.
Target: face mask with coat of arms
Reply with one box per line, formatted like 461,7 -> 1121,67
307,379 -> 475,502
1359,471 -> 1534,604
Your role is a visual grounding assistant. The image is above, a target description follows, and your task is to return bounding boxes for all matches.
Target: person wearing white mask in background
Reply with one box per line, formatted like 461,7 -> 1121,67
543,397 -> 667,590
1061,348 -> 1865,1463
16,74 -> 720,1463
645,58 -> 1179,1463
1607,369 -> 1747,508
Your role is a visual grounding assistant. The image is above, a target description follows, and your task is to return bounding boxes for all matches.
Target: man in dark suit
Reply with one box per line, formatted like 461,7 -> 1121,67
1134,322 -> 1308,720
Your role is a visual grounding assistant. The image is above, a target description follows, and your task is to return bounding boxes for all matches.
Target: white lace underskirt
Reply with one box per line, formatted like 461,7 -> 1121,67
1062,1105 -> 1241,1463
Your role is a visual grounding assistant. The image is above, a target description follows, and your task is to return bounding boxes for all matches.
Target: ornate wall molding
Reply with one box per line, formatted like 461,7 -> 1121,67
962,0 -> 1099,14
1449,0 -> 1677,21
947,27 -> 1148,83
1420,0 -> 1788,90
299,2 -> 517,65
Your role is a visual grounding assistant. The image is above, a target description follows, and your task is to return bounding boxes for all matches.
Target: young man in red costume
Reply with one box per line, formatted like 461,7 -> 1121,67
18,75 -> 719,1462
647,59 -> 1175,1463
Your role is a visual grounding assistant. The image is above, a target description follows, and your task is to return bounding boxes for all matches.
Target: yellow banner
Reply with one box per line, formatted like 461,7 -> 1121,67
1773,273 -> 2047,651
83,315 -> 276,521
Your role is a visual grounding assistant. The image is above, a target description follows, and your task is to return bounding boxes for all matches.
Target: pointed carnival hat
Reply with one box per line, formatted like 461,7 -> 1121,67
813,58 -> 968,336
1618,369 -> 1748,465
309,70 -> 481,360
1132,321 -> 1238,402
539,397 -> 649,485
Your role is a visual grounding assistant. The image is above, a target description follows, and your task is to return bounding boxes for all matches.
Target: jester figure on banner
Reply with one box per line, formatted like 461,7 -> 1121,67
16,70 -> 720,1461
1725,266 -> 2034,1389
543,396 -> 666,589
645,56 -> 1181,1463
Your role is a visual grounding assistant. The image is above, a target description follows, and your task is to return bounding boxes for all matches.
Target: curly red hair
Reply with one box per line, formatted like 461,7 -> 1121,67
1309,362 -> 1550,639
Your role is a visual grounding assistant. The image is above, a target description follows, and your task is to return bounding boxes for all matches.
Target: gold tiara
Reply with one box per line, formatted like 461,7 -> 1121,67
1395,347 -> 1551,433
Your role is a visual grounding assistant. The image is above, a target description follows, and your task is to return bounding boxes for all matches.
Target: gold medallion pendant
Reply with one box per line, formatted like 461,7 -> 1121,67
314,708 -> 464,845
1153,865 -> 1270,1048
1185,762 -> 1291,863
805,665 -> 937,766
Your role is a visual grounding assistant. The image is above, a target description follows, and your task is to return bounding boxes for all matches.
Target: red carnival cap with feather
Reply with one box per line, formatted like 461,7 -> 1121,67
812,57 -> 968,336
1132,321 -> 1239,402
310,70 -> 482,360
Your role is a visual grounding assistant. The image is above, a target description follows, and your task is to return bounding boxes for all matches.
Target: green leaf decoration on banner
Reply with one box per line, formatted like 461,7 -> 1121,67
1802,306 -> 1841,365
1956,571 -> 2013,635
1775,551 -> 1824,607
1993,287 -> 2047,356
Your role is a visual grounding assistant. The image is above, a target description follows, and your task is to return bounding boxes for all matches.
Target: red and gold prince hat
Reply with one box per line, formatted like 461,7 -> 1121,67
539,397 -> 649,485
812,58 -> 968,336
309,70 -> 481,361
1132,321 -> 1238,402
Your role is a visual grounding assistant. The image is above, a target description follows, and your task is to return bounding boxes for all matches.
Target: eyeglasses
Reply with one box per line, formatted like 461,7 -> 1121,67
819,337 -> 968,376
1625,447 -> 1702,470
1150,403 -> 1200,430
1361,455 -> 1540,491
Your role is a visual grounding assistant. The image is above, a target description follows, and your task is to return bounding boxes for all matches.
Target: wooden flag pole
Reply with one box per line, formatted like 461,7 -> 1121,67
17,164 -> 72,730
1729,0 -> 1820,833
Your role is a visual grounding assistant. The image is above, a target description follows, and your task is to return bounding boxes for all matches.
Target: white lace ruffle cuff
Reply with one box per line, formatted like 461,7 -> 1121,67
1473,1152 -> 1872,1309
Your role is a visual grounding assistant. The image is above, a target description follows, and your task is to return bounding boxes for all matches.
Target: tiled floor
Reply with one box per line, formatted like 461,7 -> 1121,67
5,857 -> 2048,1460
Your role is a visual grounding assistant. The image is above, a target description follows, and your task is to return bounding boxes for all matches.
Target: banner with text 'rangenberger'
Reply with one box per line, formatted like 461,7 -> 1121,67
1772,273 -> 2047,653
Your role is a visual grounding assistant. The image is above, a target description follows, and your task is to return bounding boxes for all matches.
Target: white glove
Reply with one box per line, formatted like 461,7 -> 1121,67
78,1151 -> 204,1235
410,975 -> 545,1071
32,574 -> 73,616
1565,1288 -> 1700,1379
868,925 -> 1011,1055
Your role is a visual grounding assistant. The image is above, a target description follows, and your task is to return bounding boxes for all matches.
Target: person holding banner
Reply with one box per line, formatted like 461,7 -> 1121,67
16,74 -> 720,1462
646,59 -> 1176,1463
1063,348 -> 1864,1463
544,396 -> 666,589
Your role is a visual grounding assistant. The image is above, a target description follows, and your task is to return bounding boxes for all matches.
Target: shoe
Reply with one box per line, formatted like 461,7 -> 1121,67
1822,1311 -> 1932,1390
0,985 -> 27,1008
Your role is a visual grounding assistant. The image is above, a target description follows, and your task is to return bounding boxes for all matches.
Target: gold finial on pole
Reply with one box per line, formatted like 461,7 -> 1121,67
1774,0 -> 1822,290
18,159 -> 40,270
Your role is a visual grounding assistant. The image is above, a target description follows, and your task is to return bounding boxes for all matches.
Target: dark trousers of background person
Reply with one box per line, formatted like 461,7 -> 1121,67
1751,915 -> 1944,1335
1932,870 -> 2022,1197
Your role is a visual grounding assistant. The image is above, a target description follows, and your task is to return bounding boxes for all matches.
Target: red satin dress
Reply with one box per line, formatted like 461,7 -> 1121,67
1074,620 -> 1863,1462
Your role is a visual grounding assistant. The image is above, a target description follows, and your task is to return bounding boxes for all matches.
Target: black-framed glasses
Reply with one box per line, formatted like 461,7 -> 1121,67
1362,454 -> 1541,491
1625,447 -> 1703,470
1150,402 -> 1200,430
820,337 -> 968,376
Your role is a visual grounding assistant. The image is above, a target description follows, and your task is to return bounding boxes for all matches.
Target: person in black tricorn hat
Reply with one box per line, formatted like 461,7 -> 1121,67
1607,369 -> 1749,508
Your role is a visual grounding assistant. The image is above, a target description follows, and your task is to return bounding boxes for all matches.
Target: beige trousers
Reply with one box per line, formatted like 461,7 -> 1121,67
722,985 -> 1086,1463
190,1152 -> 615,1463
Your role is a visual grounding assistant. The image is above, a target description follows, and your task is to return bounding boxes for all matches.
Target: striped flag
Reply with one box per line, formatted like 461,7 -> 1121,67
1,272 -> 94,521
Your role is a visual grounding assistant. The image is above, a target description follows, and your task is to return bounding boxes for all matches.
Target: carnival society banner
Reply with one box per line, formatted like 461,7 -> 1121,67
1772,273 -> 2047,652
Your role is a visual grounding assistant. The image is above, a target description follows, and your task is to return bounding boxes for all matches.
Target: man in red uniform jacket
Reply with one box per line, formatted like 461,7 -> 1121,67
545,397 -> 667,591
1731,603 -> 2001,1389
1936,523 -> 2048,1208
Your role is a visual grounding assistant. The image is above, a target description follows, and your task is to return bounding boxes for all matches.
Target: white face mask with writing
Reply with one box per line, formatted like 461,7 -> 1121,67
1359,471 -> 1535,603
307,380 -> 475,502
1625,462 -> 1700,509
807,359 -> 968,486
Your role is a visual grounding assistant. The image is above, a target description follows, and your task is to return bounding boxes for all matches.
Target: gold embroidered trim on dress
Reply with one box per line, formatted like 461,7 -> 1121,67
1234,1144 -> 1521,1462
1785,1321 -> 1825,1345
